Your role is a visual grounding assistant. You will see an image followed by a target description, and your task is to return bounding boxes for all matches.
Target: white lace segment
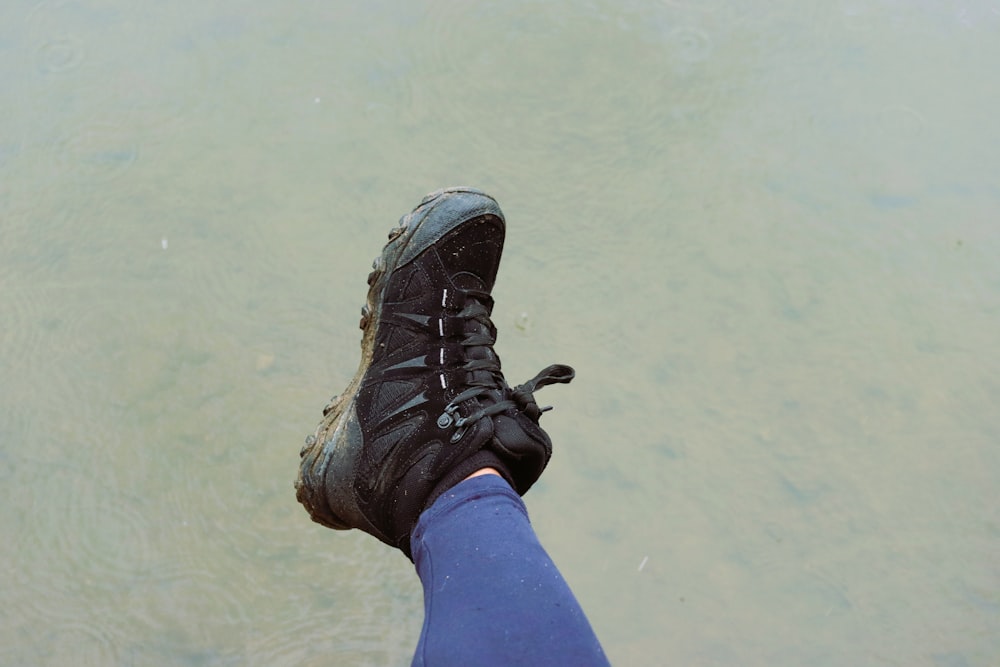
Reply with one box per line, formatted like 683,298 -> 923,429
437,289 -> 450,388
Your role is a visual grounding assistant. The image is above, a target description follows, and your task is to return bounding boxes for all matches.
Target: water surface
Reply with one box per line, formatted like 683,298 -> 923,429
2,1 -> 998,665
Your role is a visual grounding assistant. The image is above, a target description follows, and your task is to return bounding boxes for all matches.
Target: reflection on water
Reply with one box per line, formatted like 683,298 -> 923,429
2,1 -> 998,665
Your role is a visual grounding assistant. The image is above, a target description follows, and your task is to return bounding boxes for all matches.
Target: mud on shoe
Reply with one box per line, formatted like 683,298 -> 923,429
295,187 -> 574,559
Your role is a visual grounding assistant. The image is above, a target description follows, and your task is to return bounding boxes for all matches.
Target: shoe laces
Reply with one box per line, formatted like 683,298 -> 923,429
435,289 -> 574,443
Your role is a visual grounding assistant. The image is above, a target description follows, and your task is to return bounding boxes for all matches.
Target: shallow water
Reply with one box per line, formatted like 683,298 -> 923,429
2,1 -> 998,665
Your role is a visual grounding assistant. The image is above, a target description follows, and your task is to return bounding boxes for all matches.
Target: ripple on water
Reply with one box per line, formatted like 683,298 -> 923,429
248,608 -> 413,667
0,284 -> 70,381
668,26 -> 713,63
29,613 -> 120,667
35,36 -> 85,73
875,104 -> 925,142
124,563 -> 251,655
12,619 -> 122,666
25,1 -> 85,70
24,0 -> 220,137
0,284 -> 38,370
19,461 -> 155,597
0,283 -> 116,403
246,543 -> 419,666
408,4 -> 725,204
107,28 -> 221,136
53,122 -> 139,183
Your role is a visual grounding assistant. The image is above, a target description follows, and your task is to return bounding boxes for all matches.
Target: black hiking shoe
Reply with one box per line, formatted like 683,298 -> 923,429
295,187 -> 574,559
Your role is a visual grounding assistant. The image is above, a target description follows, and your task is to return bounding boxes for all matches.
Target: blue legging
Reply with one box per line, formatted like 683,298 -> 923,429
410,474 -> 610,666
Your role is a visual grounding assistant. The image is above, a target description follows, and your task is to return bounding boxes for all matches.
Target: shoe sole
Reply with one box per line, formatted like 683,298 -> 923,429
295,187 -> 504,534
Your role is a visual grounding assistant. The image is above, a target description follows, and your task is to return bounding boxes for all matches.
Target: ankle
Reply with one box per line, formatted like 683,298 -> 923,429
463,467 -> 502,482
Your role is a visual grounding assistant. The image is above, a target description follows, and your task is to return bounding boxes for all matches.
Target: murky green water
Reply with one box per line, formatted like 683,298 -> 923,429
2,1 -> 999,665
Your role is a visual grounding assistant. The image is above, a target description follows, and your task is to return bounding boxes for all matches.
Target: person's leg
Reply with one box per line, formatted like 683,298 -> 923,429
411,473 -> 609,667
295,188 -> 606,662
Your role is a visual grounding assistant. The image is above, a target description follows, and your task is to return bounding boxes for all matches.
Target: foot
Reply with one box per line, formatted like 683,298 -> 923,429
295,187 -> 574,559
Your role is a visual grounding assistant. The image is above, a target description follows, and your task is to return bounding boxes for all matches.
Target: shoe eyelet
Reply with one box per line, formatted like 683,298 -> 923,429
450,425 -> 468,443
